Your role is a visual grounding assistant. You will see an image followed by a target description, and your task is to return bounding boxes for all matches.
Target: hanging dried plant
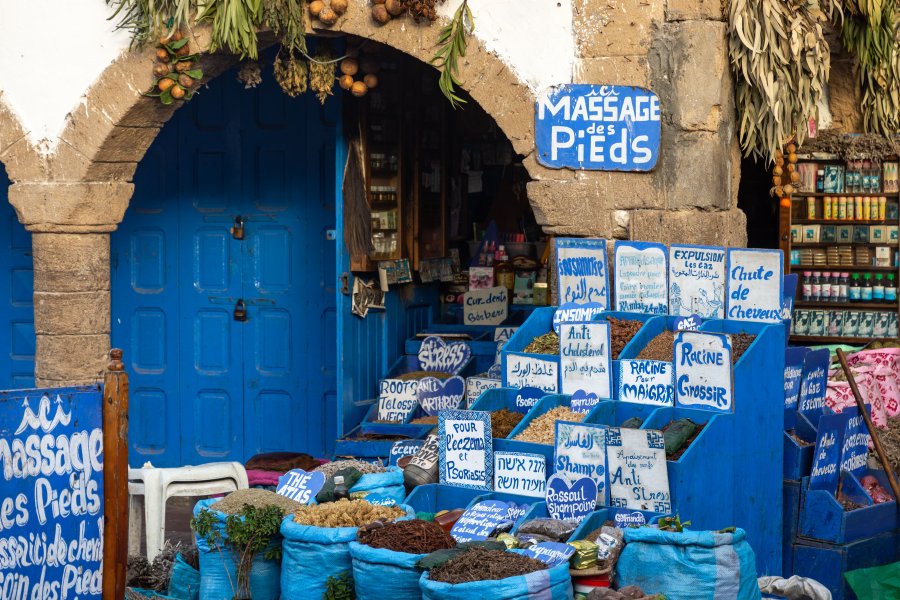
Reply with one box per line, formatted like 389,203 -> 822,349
310,45 -> 337,104
263,0 -> 308,55
200,0 -> 265,60
237,60 -> 263,88
106,0 -> 200,47
274,49 -> 309,97
728,0 -> 839,162
431,0 -> 472,109
402,0 -> 444,22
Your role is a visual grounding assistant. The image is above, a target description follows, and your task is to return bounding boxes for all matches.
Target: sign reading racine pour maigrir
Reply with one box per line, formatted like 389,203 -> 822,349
0,387 -> 105,599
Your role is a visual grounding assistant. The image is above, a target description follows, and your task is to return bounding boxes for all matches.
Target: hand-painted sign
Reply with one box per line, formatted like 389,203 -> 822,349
555,238 -> 610,308
389,440 -> 426,466
506,502 -> 530,522
674,331 -> 733,412
570,390 -> 601,414
494,451 -> 547,498
377,378 -> 419,422
277,469 -> 326,504
418,376 -> 466,416
465,377 -> 501,408
809,412 -> 847,494
365,494 -> 397,507
494,327 -> 518,342
560,321 -> 612,401
464,286 -> 509,326
0,388 -> 105,600
554,302 -> 606,334
439,410 -> 493,490
840,407 -> 871,478
418,336 -> 472,374
798,349 -> 830,416
408,434 -> 439,472
554,421 -> 608,505
513,387 -> 546,414
614,241 -> 668,314
673,314 -> 702,332
726,248 -> 784,323
536,84 -> 661,171
450,500 -> 511,542
607,427 -> 671,513
546,473 -> 598,522
523,542 -> 576,567
784,347 -> 810,412
506,354 -> 559,393
668,245 -> 726,319
618,360 -> 675,406
614,511 -> 647,528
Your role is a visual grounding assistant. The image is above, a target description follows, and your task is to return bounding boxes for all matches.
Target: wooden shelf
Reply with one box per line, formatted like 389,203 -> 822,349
791,192 -> 898,198
795,301 -> 897,310
790,242 -> 897,247
792,219 -> 892,225
791,264 -> 897,271
790,335 -> 871,345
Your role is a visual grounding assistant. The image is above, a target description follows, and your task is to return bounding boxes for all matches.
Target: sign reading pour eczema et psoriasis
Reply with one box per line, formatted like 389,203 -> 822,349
536,85 -> 661,171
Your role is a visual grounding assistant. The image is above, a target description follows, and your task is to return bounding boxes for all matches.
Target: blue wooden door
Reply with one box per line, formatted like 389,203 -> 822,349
112,67 -> 340,466
0,168 -> 34,389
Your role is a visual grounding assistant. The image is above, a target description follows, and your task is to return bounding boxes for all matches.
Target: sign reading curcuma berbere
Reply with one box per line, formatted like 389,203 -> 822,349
536,85 -> 661,171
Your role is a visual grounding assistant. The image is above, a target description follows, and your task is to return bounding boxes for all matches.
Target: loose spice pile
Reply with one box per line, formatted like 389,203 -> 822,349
411,416 -> 440,425
396,371 -> 453,381
491,408 -> 524,438
636,332 -> 675,361
357,519 -> 456,553
662,419 -> 705,460
523,332 -> 559,354
212,489 -> 301,516
729,333 -> 756,363
428,547 -> 546,584
608,317 -> 644,359
314,459 -> 385,479
293,498 -> 405,527
514,406 -> 585,444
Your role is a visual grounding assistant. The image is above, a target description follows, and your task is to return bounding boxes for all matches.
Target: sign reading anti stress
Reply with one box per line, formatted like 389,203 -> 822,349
536,84 -> 661,171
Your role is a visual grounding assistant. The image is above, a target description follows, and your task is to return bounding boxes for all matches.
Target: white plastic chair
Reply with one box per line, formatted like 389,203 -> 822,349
128,461 -> 249,560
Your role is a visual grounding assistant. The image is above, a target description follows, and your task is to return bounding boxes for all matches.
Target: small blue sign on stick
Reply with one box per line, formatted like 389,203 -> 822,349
798,349 -> 830,418
389,439 -> 425,466
546,473 -> 597,522
809,412 -> 848,495
523,542 -> 576,567
535,85 -> 661,171
450,500 -> 511,542
277,469 -> 326,504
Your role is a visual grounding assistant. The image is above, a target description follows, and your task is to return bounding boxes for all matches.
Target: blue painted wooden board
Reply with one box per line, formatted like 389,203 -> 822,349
470,387 -> 531,413
583,400 -> 661,429
0,167 -> 35,389
783,430 -> 814,481
783,480 -> 801,577
358,404 -> 437,437
404,483 -> 488,514
405,330 -> 496,357
493,394 -> 574,467
799,471 -> 899,544
464,491 -> 544,531
502,307 -> 560,390
793,531 -> 900,600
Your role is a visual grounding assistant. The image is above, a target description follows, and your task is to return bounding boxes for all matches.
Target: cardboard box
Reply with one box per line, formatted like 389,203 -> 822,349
888,225 -> 899,242
837,226 -> 853,243
791,225 -> 803,243
842,311 -> 861,338
803,225 -> 821,243
853,226 -> 870,244
870,226 -> 886,242
827,311 -> 844,337
793,310 -> 810,336
859,312 -> 876,337
809,310 -> 826,336
873,312 -> 891,337
820,226 -> 837,243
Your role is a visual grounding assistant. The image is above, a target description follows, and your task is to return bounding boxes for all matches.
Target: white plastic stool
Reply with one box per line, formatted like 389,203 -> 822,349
128,461 -> 249,560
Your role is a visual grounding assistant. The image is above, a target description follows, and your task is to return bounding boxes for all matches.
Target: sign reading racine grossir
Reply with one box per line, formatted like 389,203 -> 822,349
535,85 -> 661,171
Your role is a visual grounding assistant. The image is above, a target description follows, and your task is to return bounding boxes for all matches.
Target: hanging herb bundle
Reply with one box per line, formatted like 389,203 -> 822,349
106,0 -> 199,47
310,44 -> 338,104
431,0 -> 473,109
274,49 -> 309,96
200,0 -> 265,60
727,0 -> 838,162
403,0 -> 443,22
263,0 -> 308,55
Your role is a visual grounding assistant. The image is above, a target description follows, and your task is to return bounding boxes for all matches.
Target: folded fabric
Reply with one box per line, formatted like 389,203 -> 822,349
246,469 -> 283,487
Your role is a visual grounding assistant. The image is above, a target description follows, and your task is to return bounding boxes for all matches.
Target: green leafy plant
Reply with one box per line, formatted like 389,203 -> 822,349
431,0 -> 473,109
191,504 -> 284,600
656,515 -> 692,532
144,34 -> 204,105
323,571 -> 355,600
106,0 -> 200,47
200,0 -> 265,60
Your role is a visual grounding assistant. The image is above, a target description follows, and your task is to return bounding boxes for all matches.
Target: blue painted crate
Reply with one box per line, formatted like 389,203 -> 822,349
358,404 -> 437,437
569,508 -> 667,541
593,311 -> 660,390
501,307 -> 561,392
334,428 -> 409,461
404,483 -> 488,514
793,531 -> 900,600
464,491 -> 544,531
494,394 -> 573,466
799,471 -> 899,544
470,386 -> 549,414
783,480 -> 801,577
471,355 -> 497,375
583,400 -> 661,429
385,353 -> 476,378
783,430 -> 815,481
405,330 -> 497,357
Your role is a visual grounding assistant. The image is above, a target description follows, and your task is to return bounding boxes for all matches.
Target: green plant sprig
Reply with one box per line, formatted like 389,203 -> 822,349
431,0 -> 473,109
200,0 -> 265,60
107,0 -> 199,47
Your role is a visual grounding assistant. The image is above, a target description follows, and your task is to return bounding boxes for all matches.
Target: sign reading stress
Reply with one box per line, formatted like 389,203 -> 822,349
535,84 -> 661,171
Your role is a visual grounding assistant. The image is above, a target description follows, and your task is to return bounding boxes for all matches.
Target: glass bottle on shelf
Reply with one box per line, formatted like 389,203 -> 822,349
849,273 -> 862,302
874,274 -> 886,301
862,273 -> 874,301
811,271 -> 822,301
840,272 -> 850,303
886,274 -> 898,302
802,271 -> 812,302
820,271 -> 832,302
817,169 -> 825,192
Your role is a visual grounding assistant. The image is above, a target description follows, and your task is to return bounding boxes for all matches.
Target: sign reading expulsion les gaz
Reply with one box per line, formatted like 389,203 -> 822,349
535,85 -> 661,171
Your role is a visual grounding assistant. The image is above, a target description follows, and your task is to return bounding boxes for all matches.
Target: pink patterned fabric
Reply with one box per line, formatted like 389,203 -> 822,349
826,366 -> 888,429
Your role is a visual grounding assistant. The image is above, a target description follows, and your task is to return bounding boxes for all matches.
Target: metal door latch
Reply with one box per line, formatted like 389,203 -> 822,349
340,272 -> 350,295
233,299 -> 248,321
231,216 -> 245,240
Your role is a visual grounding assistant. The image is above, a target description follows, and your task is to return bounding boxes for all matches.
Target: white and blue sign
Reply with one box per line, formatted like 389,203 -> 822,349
523,542 -> 576,567
536,84 -> 661,171
506,502 -> 530,522
784,347 -> 810,412
439,409 -> 493,490
277,469 -> 326,504
668,245 -> 726,319
618,360 -> 675,407
798,349 -> 830,417
840,407 -> 871,478
418,375 -> 466,416
545,473 -> 598,522
506,354 -> 559,393
607,427 -> 671,513
513,387 -> 547,414
450,500 -> 511,542
614,511 -> 647,528
560,321 -> 612,403
0,388 -> 105,600
494,327 -> 518,343
554,421 -> 608,505
809,412 -> 847,494
673,314 -> 702,332
389,439 -> 426,466
614,241 -> 668,314
554,302 -> 606,334
464,286 -> 509,326
726,248 -> 784,323
555,238 -> 610,308
365,494 -> 397,507
570,390 -> 601,414
466,377 -> 501,408
494,451 -> 547,498
377,378 -> 420,422
674,331 -> 733,412
418,335 -> 472,374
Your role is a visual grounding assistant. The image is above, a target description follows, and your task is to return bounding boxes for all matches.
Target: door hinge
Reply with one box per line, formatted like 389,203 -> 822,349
340,272 -> 350,295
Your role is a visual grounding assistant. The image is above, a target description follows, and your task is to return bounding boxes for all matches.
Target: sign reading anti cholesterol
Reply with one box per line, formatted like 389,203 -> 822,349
536,85 -> 661,171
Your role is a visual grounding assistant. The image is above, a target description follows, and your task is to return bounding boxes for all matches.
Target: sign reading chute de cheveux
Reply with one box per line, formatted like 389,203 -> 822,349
535,84 -> 661,171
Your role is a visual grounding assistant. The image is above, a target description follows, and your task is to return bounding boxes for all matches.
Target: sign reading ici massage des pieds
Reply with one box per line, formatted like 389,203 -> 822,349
535,84 -> 661,171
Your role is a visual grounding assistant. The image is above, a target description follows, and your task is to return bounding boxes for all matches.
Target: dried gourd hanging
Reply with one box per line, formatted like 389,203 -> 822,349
274,50 -> 308,97
310,45 -> 337,104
